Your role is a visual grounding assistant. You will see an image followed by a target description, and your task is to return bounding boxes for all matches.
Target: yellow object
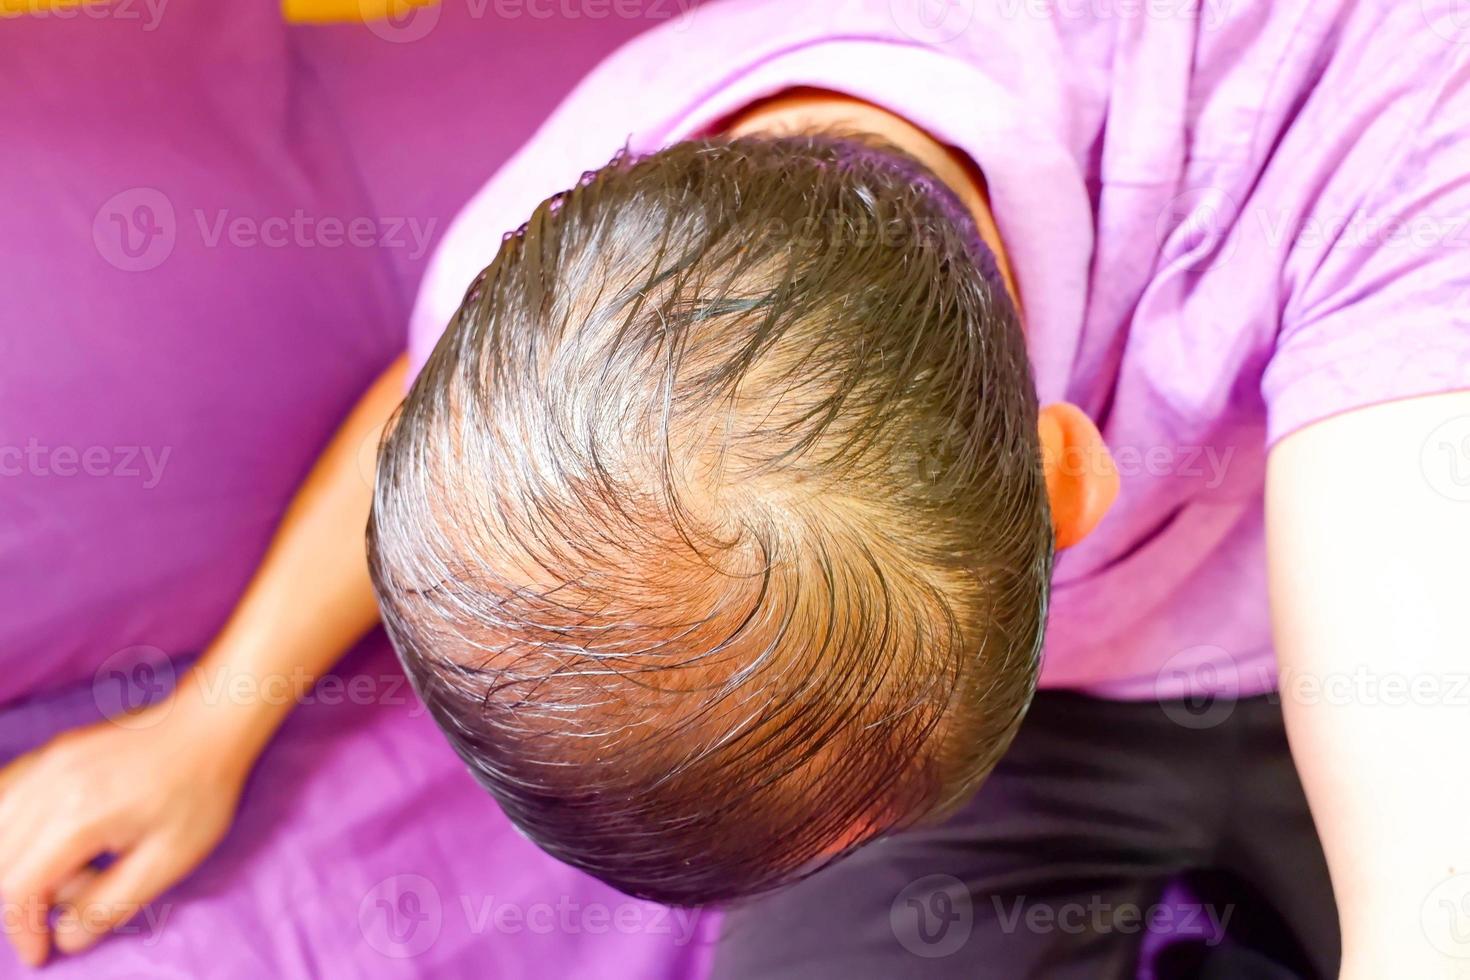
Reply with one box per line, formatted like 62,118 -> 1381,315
283,0 -> 440,24
1,0 -> 101,12
2,0 -> 441,22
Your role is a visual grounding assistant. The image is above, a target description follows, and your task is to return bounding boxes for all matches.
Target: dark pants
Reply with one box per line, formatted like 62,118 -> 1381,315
710,692 -> 1340,979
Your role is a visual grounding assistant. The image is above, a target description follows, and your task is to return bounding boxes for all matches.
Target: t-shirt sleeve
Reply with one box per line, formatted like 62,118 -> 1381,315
1263,60 -> 1470,446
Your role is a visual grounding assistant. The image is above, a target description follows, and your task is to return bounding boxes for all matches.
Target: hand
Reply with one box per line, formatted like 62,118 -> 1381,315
0,695 -> 252,966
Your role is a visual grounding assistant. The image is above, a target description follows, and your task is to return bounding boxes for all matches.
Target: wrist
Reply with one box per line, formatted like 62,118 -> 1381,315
163,662 -> 298,761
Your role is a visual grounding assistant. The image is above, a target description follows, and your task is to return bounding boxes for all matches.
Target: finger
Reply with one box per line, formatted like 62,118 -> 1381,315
53,868 -> 100,908
40,865 -> 101,960
53,839 -> 188,956
0,821 -> 109,967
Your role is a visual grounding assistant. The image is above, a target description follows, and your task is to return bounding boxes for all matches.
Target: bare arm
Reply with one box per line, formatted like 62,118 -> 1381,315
1267,391 -> 1470,979
0,354 -> 405,965
178,353 -> 407,755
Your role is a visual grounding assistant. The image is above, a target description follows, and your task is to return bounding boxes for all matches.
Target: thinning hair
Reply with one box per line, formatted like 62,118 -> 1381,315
368,133 -> 1052,906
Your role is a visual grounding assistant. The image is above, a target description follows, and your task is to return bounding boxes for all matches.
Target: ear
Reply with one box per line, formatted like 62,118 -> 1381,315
1037,403 -> 1118,549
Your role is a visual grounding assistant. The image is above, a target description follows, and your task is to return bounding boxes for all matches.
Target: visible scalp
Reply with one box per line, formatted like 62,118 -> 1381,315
368,133 -> 1052,905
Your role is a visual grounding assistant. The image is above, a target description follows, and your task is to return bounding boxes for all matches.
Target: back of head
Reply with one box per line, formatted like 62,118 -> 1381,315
368,133 -> 1052,906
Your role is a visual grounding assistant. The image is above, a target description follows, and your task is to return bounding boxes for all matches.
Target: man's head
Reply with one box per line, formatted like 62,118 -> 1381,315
368,133 -> 1063,905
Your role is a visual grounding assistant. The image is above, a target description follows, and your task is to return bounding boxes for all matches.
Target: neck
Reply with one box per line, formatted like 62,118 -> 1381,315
723,87 -> 1021,311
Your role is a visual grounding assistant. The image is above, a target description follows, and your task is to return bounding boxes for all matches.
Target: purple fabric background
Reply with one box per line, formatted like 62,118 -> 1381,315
2,2 -> 716,976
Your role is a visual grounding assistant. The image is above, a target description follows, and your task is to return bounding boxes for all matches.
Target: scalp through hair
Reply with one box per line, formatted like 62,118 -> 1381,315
368,133 -> 1052,906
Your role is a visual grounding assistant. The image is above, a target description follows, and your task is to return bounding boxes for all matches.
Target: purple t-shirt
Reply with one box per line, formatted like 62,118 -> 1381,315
408,0 -> 1470,700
